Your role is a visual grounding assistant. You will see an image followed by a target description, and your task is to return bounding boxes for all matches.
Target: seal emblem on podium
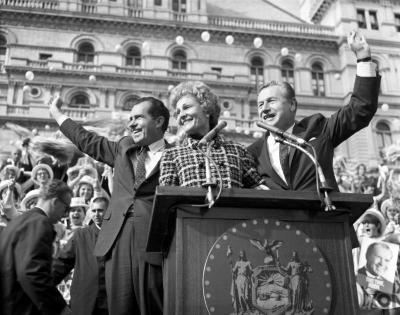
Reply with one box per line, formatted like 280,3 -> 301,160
203,219 -> 332,314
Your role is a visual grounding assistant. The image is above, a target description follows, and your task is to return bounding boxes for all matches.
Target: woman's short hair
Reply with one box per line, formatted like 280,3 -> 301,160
169,81 -> 221,129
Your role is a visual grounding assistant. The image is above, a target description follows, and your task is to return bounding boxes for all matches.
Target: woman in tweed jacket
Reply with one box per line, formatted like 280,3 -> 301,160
159,81 -> 262,188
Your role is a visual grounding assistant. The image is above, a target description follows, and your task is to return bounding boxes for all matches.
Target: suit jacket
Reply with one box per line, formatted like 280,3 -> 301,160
248,76 -> 380,192
52,224 -> 106,315
60,119 -> 171,264
0,208 -> 66,315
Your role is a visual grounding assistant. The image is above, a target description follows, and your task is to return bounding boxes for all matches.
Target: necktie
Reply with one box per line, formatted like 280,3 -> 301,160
134,146 -> 148,188
279,143 -> 290,182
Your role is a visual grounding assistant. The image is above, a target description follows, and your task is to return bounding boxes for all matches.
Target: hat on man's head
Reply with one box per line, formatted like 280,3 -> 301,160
0,165 -> 21,181
31,163 -> 54,185
70,197 -> 89,211
20,189 -> 40,211
77,175 -> 95,188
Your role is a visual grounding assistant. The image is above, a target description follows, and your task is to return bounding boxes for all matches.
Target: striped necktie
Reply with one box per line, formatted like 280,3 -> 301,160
134,146 -> 148,188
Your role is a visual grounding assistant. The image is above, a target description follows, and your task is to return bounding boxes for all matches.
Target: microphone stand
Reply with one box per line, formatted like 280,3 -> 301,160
202,141 -> 217,208
274,136 -> 336,212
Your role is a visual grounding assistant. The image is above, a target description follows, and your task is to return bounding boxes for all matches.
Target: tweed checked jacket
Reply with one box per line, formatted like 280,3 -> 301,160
159,135 -> 261,188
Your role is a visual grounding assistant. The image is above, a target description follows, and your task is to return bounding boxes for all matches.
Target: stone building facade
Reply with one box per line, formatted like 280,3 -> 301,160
0,0 -> 399,165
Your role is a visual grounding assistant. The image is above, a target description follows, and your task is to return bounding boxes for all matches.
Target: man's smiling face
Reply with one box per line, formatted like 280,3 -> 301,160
257,84 -> 296,131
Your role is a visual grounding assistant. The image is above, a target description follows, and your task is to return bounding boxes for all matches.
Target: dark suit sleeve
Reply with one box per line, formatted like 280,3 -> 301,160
15,219 -> 66,314
52,231 -> 77,285
324,75 -> 380,147
60,118 -> 118,167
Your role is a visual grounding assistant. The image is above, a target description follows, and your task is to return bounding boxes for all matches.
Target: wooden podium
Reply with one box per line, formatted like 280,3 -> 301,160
146,187 -> 372,315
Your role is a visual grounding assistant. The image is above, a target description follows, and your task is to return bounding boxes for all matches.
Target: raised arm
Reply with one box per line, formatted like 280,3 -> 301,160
48,95 -> 118,167
325,30 -> 380,147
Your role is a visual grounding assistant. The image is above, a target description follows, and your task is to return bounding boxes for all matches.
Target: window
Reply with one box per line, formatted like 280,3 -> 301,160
357,9 -> 379,30
249,100 -> 258,119
311,63 -> 325,96
250,56 -> 264,86
369,11 -> 379,30
0,35 -> 6,56
125,46 -> 141,67
172,0 -> 186,13
357,9 -> 367,28
154,0 -> 161,5
172,50 -> 187,71
376,121 -> 392,150
395,14 -> 400,32
122,95 -> 140,111
69,94 -> 90,108
281,60 -> 294,88
39,53 -> 52,60
77,42 -> 95,63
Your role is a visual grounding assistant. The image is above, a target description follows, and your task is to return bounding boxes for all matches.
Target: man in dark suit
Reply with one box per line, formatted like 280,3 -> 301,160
0,180 -> 72,315
248,31 -> 380,193
49,96 -> 170,315
53,194 -> 110,315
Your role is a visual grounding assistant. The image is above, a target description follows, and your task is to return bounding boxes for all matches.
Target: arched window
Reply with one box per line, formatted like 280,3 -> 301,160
77,42 -> 95,63
122,95 -> 140,111
126,46 -> 141,67
69,94 -> 90,109
281,60 -> 294,88
0,35 -> 6,56
311,63 -> 325,96
250,56 -> 264,86
172,50 -> 187,71
376,121 -> 392,150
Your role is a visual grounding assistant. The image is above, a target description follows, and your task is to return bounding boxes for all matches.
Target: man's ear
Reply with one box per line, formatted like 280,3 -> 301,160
155,116 -> 165,129
290,98 -> 297,112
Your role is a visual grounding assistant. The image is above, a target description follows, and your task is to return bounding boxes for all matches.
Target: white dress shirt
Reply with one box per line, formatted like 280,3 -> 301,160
133,138 -> 165,178
267,124 -> 294,184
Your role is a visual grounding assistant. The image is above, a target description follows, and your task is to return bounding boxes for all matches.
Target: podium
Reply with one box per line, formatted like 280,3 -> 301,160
146,187 -> 372,315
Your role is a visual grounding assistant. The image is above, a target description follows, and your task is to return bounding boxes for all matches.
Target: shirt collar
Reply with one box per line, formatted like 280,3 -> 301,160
182,134 -> 224,148
266,123 -> 295,144
147,138 -> 165,154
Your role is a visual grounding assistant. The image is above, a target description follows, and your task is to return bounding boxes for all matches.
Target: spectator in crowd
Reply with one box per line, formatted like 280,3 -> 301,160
0,180 -> 72,315
160,80 -> 262,189
353,163 -> 369,193
53,194 -> 109,315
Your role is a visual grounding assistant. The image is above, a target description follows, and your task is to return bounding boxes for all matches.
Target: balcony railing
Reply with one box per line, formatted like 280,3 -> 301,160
208,15 -> 335,37
1,0 -> 59,10
0,103 -> 111,121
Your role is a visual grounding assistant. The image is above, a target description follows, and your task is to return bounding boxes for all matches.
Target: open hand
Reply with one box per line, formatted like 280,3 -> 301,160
48,94 -> 63,116
347,30 -> 371,60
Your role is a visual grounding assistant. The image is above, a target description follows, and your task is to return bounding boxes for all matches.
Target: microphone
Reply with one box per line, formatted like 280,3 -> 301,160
256,121 -> 307,146
197,121 -> 227,147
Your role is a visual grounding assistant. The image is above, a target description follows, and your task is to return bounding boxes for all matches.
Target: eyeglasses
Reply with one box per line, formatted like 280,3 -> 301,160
58,198 -> 71,213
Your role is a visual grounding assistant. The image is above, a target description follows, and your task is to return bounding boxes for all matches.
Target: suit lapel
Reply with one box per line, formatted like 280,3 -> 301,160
120,137 -> 140,192
289,122 -> 306,167
259,136 -> 288,189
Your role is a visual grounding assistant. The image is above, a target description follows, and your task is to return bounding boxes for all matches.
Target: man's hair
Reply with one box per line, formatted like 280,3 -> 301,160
132,97 -> 170,132
366,242 -> 392,262
258,81 -> 296,101
91,196 -> 109,209
39,179 -> 72,200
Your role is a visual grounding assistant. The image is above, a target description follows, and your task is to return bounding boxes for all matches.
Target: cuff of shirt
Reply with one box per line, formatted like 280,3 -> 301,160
56,115 -> 69,126
357,62 -> 377,77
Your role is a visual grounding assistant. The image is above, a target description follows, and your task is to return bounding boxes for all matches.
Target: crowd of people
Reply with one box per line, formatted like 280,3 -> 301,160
0,30 -> 388,314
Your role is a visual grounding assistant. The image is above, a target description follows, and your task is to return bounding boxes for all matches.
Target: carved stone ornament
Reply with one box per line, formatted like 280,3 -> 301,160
203,219 -> 332,315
